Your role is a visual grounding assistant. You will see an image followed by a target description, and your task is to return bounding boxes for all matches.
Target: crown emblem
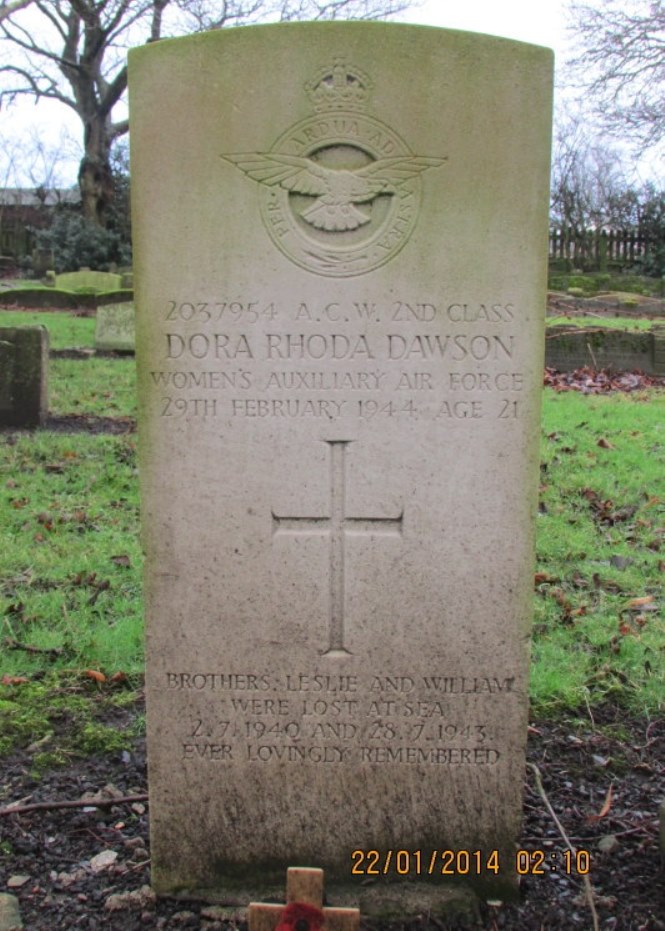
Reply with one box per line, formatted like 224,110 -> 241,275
305,60 -> 372,112
222,62 -> 447,276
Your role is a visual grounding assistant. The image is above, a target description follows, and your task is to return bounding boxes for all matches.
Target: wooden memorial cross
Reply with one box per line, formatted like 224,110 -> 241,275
248,867 -> 360,931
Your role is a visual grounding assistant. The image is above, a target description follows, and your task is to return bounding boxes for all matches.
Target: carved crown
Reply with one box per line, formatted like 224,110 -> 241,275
305,60 -> 372,112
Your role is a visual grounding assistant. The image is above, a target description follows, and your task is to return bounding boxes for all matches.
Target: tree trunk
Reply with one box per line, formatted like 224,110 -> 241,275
78,117 -> 114,227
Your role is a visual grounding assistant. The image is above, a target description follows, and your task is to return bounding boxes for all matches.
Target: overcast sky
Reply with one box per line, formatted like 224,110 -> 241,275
398,0 -> 566,51
0,0 -> 614,188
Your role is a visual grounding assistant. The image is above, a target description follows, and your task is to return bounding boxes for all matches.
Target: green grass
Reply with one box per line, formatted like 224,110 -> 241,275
0,675 -> 141,777
0,352 -> 663,761
50,357 -> 137,417
532,389 -> 665,714
545,315 -> 657,331
0,434 -> 143,680
548,272 -> 662,296
0,309 -> 95,349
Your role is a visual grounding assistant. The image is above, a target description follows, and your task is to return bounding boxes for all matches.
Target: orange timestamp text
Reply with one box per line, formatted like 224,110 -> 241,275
351,848 -> 591,876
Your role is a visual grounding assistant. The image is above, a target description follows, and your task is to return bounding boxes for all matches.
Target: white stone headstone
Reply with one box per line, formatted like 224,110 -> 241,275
95,302 -> 135,352
129,22 -> 552,907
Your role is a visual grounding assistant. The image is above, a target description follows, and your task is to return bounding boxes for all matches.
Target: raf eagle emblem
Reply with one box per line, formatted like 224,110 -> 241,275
222,153 -> 446,232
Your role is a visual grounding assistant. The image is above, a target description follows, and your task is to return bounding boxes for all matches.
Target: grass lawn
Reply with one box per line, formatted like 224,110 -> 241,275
0,309 -> 96,349
545,314 -> 657,332
0,312 -> 663,761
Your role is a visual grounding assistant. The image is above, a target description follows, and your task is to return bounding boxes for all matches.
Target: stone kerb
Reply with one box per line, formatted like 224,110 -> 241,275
55,270 -> 123,292
545,327 -> 658,373
0,288 -> 134,310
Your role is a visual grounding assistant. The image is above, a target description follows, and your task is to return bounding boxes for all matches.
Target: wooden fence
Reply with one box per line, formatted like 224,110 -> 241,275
549,228 -> 657,271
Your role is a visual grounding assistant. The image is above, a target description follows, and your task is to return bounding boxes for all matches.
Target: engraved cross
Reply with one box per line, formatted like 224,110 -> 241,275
272,440 -> 403,657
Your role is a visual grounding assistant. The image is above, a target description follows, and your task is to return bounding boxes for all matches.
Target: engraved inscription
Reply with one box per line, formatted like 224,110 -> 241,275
152,295 -> 526,423
167,671 -> 513,765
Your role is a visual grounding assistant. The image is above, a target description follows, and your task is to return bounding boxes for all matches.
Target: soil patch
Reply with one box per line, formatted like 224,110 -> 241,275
0,701 -> 662,930
44,414 -> 136,435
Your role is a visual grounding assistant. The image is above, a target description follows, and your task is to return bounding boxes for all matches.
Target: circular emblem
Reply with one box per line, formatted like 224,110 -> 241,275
222,62 -> 445,278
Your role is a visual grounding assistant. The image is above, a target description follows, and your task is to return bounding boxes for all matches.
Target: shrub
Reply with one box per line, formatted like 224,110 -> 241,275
34,211 -> 131,273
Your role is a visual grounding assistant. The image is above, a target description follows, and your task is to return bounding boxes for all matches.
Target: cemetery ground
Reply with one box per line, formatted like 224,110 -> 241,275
0,309 -> 663,930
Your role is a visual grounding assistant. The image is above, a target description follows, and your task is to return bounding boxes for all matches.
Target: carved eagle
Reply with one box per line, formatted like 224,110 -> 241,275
222,153 -> 446,231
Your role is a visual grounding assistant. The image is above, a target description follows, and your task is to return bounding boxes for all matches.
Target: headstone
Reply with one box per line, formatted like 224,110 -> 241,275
129,23 -> 552,906
94,302 -> 136,351
55,269 -> 123,292
0,327 -> 48,427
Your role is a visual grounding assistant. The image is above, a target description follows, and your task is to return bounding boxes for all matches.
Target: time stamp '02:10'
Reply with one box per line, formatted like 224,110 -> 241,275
351,848 -> 592,876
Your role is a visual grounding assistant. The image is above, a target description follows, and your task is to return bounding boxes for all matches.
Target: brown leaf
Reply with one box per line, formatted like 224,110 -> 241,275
627,596 -> 654,608
1,675 -> 29,685
109,671 -> 127,684
535,572 -> 557,585
84,669 -> 106,683
587,783 -> 614,823
111,555 -> 130,568
597,437 -> 615,449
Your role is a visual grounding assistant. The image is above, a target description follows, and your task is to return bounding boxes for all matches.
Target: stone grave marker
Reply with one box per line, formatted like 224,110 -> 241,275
0,326 -> 48,427
129,23 -> 552,907
56,269 -> 123,292
95,302 -> 136,351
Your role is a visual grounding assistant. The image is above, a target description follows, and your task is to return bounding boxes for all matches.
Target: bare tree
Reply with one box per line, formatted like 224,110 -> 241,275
567,0 -> 665,151
0,0 -> 32,24
0,0 -> 412,226
550,114 -> 635,230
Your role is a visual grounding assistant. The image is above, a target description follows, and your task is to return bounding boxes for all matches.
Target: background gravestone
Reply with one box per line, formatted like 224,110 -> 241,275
0,326 -> 48,427
55,270 -> 123,292
95,302 -> 135,351
129,22 -> 552,907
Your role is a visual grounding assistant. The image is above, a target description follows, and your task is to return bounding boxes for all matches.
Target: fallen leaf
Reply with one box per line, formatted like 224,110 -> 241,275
84,669 -> 106,683
535,572 -> 557,585
111,554 -> 131,567
587,783 -> 614,822
1,675 -> 29,685
597,437 -> 615,449
627,596 -> 654,608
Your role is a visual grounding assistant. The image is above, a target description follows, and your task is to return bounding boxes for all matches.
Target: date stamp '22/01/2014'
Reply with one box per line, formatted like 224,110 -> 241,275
351,848 -> 592,877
